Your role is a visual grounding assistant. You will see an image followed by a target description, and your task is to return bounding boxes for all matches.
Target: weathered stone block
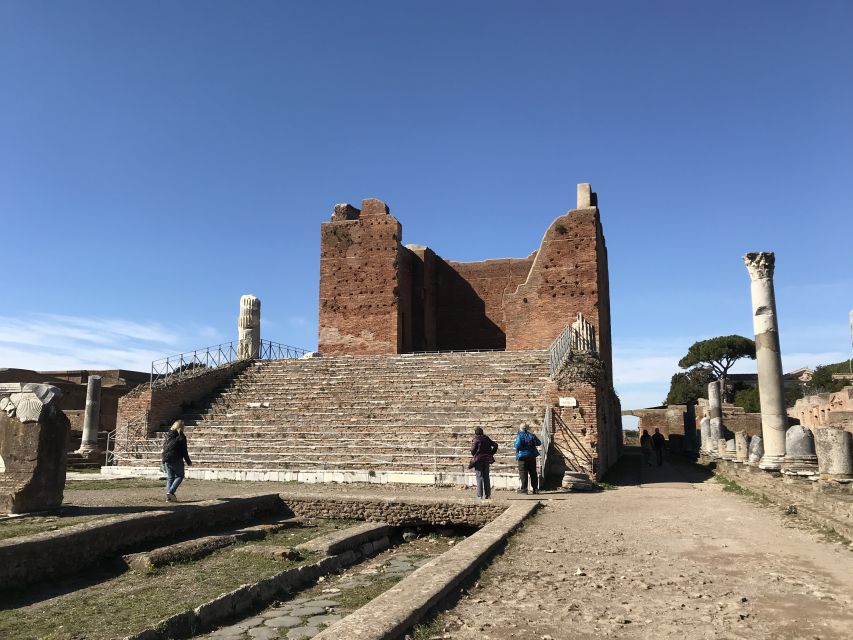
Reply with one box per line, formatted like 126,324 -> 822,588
0,384 -> 68,514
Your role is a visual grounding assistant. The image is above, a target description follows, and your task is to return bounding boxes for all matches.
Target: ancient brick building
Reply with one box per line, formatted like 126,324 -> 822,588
112,183 -> 622,486
318,183 -> 612,371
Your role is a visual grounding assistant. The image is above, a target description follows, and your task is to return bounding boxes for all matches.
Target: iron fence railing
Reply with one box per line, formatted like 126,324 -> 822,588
538,407 -> 552,484
548,315 -> 597,378
150,340 -> 308,385
552,410 -> 594,475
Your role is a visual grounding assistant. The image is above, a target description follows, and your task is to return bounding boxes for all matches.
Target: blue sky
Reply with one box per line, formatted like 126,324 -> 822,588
2,1 -> 851,415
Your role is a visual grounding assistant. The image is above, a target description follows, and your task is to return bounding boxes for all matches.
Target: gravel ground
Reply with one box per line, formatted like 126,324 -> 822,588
417,451 -> 853,640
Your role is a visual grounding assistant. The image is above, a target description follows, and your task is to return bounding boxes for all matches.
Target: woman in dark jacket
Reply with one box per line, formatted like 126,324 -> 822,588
470,427 -> 499,499
161,420 -> 192,502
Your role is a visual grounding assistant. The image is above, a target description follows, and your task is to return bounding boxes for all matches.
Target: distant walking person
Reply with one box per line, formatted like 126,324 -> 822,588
470,427 -> 499,499
652,428 -> 666,466
514,423 -> 542,494
162,420 -> 192,502
640,429 -> 653,467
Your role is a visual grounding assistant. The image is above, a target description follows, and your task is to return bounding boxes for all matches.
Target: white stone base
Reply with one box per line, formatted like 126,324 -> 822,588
101,465 -> 526,489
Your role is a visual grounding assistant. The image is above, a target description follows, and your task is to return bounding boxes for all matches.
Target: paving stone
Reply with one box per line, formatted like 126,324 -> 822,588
209,628 -> 245,640
265,616 -> 303,629
287,627 -> 321,640
302,599 -> 339,608
235,617 -> 266,630
290,606 -> 326,617
247,627 -> 280,640
307,614 -> 342,626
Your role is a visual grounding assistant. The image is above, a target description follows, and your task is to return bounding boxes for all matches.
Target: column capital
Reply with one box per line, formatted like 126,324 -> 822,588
743,252 -> 775,281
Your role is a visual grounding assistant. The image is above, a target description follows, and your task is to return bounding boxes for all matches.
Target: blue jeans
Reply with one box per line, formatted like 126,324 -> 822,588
474,462 -> 491,498
164,460 -> 185,495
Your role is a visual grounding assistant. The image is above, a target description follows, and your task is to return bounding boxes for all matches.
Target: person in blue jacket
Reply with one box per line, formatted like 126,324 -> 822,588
514,422 -> 542,494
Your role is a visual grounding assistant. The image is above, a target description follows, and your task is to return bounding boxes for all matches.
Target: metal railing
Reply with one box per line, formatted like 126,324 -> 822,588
150,340 -> 308,385
552,410 -> 594,475
105,429 -> 116,466
548,315 -> 597,378
538,407 -> 553,484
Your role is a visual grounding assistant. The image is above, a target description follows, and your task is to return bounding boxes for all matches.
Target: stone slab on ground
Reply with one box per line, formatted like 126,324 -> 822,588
296,522 -> 394,556
312,501 -> 538,640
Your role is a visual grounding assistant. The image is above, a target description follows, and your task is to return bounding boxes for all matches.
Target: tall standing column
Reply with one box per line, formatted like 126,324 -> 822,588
744,252 -> 787,470
237,294 -> 261,359
708,381 -> 723,458
77,375 -> 101,456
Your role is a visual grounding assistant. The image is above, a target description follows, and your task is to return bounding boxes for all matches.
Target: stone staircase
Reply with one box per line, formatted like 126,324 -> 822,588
114,351 -> 551,486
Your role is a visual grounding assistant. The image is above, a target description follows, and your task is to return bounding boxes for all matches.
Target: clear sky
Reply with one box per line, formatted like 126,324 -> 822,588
2,1 -> 851,415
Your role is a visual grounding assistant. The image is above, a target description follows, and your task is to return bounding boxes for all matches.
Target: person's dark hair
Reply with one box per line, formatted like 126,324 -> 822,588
654,428 -> 660,433
474,427 -> 484,436
642,429 -> 650,436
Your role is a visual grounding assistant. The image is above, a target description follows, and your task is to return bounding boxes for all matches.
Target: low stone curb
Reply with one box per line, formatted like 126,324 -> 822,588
124,517 -> 303,571
124,523 -> 395,640
0,494 -> 284,588
312,500 -> 540,640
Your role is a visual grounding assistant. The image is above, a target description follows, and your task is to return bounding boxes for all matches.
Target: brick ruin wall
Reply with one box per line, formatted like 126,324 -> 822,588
318,199 -> 402,355
790,387 -> 853,430
318,197 -> 612,359
115,361 -> 250,442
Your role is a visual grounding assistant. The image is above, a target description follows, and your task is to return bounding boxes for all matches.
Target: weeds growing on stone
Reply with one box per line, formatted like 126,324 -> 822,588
714,475 -> 772,505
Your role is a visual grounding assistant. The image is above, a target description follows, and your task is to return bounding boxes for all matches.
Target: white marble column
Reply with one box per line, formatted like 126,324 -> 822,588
237,294 -> 261,359
708,381 -> 723,458
744,252 -> 787,470
77,375 -> 101,455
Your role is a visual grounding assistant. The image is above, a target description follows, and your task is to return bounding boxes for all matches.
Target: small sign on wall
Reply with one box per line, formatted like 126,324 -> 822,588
559,397 -> 578,407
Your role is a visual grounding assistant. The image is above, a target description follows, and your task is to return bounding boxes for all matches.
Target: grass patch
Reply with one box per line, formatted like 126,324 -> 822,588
594,481 -> 618,491
65,478 -> 164,491
411,615 -> 445,640
0,521 -> 344,640
0,514 -> 106,541
714,475 -> 772,505
333,576 -> 402,610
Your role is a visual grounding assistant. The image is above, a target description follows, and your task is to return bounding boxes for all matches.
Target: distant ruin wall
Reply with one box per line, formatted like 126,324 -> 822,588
790,387 -> 853,429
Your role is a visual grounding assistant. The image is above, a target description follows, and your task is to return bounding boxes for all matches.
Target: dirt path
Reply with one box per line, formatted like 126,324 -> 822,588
421,451 -> 853,640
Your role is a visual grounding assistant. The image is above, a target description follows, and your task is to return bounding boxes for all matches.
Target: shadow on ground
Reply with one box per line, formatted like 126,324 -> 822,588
603,446 -> 713,487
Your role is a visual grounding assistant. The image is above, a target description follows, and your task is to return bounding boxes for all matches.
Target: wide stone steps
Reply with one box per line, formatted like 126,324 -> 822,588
120,351 -> 552,481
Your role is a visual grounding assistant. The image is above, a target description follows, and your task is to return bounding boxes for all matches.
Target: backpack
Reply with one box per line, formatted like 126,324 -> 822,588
161,433 -> 179,462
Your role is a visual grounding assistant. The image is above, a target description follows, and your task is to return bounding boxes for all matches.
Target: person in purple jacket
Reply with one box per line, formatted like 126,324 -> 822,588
470,427 -> 499,499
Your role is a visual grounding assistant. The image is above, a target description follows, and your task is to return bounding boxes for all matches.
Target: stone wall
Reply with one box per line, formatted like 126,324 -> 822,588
115,361 -> 249,441
318,199 -> 403,355
437,257 -> 534,350
280,494 -> 505,526
0,494 -> 282,587
790,387 -> 853,429
0,493 -> 505,587
623,405 -> 691,438
317,185 -> 613,359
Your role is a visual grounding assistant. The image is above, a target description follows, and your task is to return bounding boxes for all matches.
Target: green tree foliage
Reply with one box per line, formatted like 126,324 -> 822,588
809,361 -> 851,394
678,335 -> 757,401
665,366 -> 716,405
732,383 -> 805,413
733,386 -> 761,413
